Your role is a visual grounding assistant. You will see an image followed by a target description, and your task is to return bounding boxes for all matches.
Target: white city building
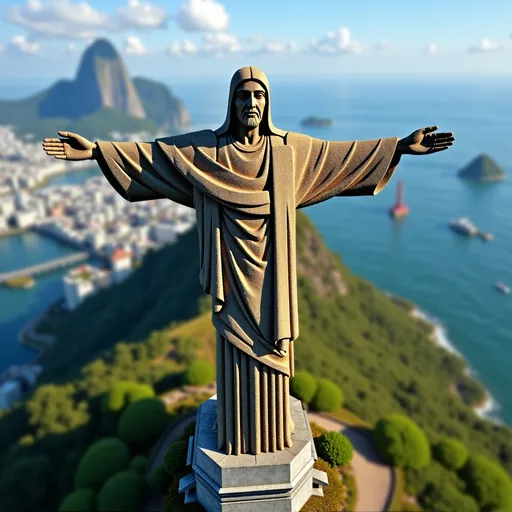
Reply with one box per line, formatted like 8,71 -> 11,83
63,264 -> 110,310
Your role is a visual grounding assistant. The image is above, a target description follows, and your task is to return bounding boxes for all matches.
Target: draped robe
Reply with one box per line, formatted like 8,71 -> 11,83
95,128 -> 401,455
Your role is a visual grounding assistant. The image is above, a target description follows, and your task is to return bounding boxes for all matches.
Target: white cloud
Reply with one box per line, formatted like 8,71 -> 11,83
202,32 -> 241,55
253,40 -> 297,55
467,37 -> 507,53
176,0 -> 229,32
374,41 -> 393,51
425,43 -> 438,54
8,35 -> 40,54
168,39 -> 198,57
4,0 -> 108,39
115,0 -> 167,30
66,42 -> 76,53
124,35 -> 148,55
309,28 -> 363,55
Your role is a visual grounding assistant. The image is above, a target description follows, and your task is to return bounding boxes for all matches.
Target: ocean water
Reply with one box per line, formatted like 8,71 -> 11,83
0,75 -> 511,425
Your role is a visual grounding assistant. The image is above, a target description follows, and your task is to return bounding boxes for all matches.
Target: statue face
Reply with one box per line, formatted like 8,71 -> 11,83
234,80 -> 267,129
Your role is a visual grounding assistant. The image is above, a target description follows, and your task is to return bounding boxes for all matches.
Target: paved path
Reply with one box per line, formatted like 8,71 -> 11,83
308,413 -> 394,512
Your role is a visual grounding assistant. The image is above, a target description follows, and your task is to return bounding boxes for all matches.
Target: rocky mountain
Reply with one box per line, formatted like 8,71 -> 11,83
0,38 -> 189,140
458,153 -> 506,182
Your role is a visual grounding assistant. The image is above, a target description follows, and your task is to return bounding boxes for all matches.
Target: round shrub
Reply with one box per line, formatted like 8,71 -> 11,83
310,379 -> 343,412
302,458 -> 345,512
74,437 -> 130,490
316,431 -> 354,468
97,470 -> 145,512
148,465 -> 172,492
163,440 -> 188,476
290,371 -> 318,404
373,414 -> 430,469
59,489 -> 96,512
118,398 -> 168,446
419,480 -> 479,512
182,360 -> 214,386
129,455 -> 148,475
433,438 -> 468,471
459,455 -> 512,510
102,381 -> 155,413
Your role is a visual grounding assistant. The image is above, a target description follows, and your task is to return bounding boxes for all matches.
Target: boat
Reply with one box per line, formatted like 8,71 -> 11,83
449,217 -> 478,237
495,282 -> 510,295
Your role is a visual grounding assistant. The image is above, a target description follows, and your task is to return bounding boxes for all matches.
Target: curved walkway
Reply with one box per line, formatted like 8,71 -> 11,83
308,413 -> 394,512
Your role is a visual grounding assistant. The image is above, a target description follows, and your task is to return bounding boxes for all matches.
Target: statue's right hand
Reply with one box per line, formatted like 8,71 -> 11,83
42,131 -> 96,161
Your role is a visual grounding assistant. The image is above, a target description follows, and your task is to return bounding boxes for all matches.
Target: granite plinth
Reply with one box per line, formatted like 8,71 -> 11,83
179,395 -> 327,512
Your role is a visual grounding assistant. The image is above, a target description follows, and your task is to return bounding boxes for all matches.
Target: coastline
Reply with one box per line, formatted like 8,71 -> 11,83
409,306 -> 503,425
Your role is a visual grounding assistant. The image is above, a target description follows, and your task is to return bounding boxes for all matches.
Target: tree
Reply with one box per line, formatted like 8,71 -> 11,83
59,489 -> 96,512
373,414 -> 430,469
163,440 -> 188,476
74,437 -> 130,490
118,398 -> 168,446
310,378 -> 343,412
419,481 -> 479,512
316,431 -> 354,468
102,381 -> 155,413
97,470 -> 145,512
290,371 -> 317,404
459,455 -> 512,510
129,455 -> 148,475
182,360 -> 214,387
433,438 -> 468,471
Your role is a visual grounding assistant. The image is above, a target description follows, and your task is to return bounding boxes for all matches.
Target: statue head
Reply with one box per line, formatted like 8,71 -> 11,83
215,66 -> 286,138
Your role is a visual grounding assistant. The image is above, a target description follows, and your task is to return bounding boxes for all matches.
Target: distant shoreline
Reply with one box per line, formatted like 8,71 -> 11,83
409,306 -> 503,425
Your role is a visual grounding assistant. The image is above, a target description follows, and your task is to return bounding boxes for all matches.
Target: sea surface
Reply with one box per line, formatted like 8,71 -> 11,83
0,75 -> 511,424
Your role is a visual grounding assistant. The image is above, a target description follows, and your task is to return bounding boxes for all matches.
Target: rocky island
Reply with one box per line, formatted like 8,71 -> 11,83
458,154 -> 506,182
0,38 -> 190,141
300,116 -> 333,128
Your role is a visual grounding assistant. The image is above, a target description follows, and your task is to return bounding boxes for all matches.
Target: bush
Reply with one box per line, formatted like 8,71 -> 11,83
182,360 -> 214,386
118,398 -> 168,446
310,378 -> 343,412
102,381 -> 155,413
290,371 -> 318,404
404,459 -> 465,497
373,414 -> 430,469
419,481 -> 479,512
316,431 -> 354,468
148,465 -> 172,492
163,440 -> 188,476
97,470 -> 145,512
302,458 -> 345,512
459,454 -> 512,510
180,420 -> 196,442
310,421 -> 328,439
129,455 -> 148,475
433,438 -> 468,471
74,437 -> 130,490
174,336 -> 201,364
59,489 -> 96,512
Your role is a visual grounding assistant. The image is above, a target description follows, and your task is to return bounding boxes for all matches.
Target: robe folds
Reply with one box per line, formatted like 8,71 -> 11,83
95,129 -> 400,454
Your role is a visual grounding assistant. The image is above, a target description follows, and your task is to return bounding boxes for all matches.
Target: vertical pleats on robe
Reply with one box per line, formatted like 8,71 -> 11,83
216,333 -> 293,455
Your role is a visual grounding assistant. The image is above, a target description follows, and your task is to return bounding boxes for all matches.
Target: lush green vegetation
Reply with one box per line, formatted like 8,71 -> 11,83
97,469 -> 146,512
373,414 -> 431,469
182,360 -> 215,386
102,381 -> 155,413
290,370 -> 318,403
433,437 -> 469,471
0,211 -> 511,512
311,378 -> 344,412
163,440 -> 188,476
316,431 -> 354,468
117,397 -> 168,447
58,488 -> 97,512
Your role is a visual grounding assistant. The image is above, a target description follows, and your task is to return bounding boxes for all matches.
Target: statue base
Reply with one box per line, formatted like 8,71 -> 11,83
178,395 -> 328,512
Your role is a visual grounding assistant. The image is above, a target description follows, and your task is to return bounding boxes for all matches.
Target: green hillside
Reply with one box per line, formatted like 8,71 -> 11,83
0,211 -> 510,512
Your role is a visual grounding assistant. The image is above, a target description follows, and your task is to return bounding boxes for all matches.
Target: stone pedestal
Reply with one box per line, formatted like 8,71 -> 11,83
179,395 -> 328,512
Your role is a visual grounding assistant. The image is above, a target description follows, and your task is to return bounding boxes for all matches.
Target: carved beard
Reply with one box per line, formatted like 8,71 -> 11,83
244,116 -> 260,128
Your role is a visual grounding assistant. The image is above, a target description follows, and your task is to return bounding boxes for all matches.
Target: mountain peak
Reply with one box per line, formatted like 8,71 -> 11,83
82,38 -> 120,60
458,153 -> 506,182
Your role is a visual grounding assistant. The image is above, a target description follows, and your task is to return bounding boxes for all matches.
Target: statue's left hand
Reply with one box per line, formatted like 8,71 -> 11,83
398,126 -> 455,156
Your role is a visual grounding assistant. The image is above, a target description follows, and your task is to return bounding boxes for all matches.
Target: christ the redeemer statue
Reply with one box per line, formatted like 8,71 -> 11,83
42,66 -> 454,457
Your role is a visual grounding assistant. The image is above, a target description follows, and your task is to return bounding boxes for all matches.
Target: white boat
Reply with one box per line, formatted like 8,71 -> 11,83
495,282 -> 511,295
449,217 -> 478,236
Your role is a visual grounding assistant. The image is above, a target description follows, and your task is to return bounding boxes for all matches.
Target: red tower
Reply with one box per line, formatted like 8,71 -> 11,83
389,180 -> 409,218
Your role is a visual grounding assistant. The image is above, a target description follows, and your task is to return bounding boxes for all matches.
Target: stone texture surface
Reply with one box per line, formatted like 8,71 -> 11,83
179,395 -> 327,512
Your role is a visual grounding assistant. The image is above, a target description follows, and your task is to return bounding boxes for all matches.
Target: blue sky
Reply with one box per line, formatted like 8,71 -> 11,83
0,0 -> 511,82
